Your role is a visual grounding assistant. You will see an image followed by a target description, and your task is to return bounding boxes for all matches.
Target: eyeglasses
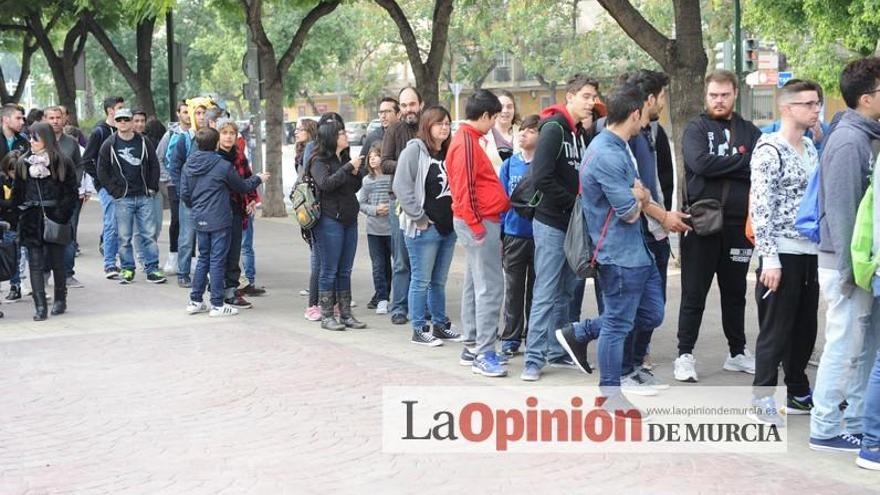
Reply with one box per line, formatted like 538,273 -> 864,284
116,117 -> 132,122
788,101 -> 822,109
865,88 -> 880,96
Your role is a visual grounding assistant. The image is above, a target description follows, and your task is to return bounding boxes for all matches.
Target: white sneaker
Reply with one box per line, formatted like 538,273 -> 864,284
209,304 -> 239,317
621,372 -> 659,396
186,300 -> 208,314
674,353 -> 699,382
376,300 -> 389,315
299,289 -> 309,296
724,349 -> 756,374
163,253 -> 178,276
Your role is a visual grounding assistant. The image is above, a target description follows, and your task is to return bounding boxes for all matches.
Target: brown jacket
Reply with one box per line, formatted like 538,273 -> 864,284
380,120 -> 418,175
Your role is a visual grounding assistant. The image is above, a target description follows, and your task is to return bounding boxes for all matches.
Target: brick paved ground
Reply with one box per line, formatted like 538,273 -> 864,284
0,202 -> 877,494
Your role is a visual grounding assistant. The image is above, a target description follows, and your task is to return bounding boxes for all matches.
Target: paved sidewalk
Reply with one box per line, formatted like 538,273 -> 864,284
0,203 -> 876,494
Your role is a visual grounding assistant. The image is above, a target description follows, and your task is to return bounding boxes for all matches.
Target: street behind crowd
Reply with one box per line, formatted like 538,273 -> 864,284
1,196 -> 877,494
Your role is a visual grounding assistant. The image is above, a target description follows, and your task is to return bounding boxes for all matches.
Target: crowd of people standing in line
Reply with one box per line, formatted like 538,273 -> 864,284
291,57 -> 880,471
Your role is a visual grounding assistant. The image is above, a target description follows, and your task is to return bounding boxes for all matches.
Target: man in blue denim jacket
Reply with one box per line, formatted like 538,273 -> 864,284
555,84 -> 689,413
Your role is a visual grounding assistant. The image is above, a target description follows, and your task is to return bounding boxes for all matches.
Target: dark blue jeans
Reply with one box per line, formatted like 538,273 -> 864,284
314,216 -> 358,293
367,234 -> 392,301
575,263 -> 664,391
190,228 -> 231,308
620,238 -> 670,376
863,345 -> 880,449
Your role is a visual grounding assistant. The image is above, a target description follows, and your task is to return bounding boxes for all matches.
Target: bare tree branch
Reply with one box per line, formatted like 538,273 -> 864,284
595,0 -> 672,67
277,0 -> 341,74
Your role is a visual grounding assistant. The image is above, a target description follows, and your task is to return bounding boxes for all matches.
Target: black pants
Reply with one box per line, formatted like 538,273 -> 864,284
501,235 -> 535,342
167,185 -> 180,253
753,254 -> 818,397
29,243 -> 66,300
224,212 -> 244,294
677,224 -> 753,356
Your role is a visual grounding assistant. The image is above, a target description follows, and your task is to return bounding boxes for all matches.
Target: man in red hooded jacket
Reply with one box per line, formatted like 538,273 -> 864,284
447,89 -> 511,378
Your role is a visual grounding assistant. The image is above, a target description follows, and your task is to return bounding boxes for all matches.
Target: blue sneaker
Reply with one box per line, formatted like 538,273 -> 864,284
809,433 -> 862,452
857,445 -> 880,470
472,351 -> 508,377
747,396 -> 784,427
459,347 -> 476,366
520,363 -> 541,382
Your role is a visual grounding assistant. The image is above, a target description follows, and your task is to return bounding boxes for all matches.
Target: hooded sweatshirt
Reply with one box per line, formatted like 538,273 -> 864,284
392,138 -> 453,238
818,108 -> 880,291
179,150 -> 262,233
681,112 -> 762,225
532,104 -> 588,231
446,123 -> 510,237
97,133 -> 160,199
81,121 -> 115,191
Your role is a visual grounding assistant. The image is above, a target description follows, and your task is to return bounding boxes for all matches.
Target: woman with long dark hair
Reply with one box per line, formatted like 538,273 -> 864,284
309,115 -> 367,330
392,106 -> 461,346
12,122 -> 78,320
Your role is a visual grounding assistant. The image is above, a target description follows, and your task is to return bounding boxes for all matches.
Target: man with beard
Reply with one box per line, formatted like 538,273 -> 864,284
381,87 -> 423,325
45,106 -> 84,289
674,70 -> 762,383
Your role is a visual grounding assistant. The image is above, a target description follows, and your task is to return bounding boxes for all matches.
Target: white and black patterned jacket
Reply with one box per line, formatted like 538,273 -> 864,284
749,132 -> 818,268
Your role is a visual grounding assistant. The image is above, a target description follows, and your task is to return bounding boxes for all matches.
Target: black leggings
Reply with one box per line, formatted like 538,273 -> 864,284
167,185 -> 180,253
29,243 -> 66,300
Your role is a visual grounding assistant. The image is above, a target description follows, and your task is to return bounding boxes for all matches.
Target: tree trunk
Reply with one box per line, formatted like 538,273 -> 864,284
667,65 -> 706,208
0,35 -> 36,105
27,14 -> 87,125
261,75 -> 287,217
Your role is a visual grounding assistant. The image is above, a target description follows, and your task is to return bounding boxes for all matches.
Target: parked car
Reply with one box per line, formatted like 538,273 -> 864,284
366,119 -> 382,136
284,121 -> 296,144
345,121 -> 368,146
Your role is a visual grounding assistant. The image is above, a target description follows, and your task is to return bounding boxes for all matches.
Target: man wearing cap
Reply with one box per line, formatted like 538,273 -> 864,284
97,108 -> 165,284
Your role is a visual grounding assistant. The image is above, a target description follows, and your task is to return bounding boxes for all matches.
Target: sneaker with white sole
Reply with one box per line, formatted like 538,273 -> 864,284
209,304 -> 239,317
621,372 -> 659,396
724,350 -> 756,374
674,353 -> 699,382
747,396 -> 784,427
637,368 -> 669,390
472,351 -> 507,377
810,433 -> 862,452
411,328 -> 443,347
601,392 -> 652,420
857,446 -> 880,470
376,300 -> 389,315
299,289 -> 310,296
186,300 -> 208,314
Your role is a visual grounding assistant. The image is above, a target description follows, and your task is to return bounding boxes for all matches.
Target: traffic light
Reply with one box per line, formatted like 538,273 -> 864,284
714,41 -> 734,71
742,38 -> 758,72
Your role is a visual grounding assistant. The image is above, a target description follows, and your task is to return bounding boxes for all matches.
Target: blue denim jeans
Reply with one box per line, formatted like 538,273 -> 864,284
811,268 -> 880,439
524,219 -> 577,369
242,213 -> 256,284
390,210 -> 411,317
191,228 -> 231,308
404,226 -> 456,331
3,230 -> 20,286
98,188 -> 119,270
862,345 -> 880,449
368,234 -> 392,301
576,263 -> 664,391
620,237 -> 670,376
314,216 -> 358,292
177,202 -> 196,279
115,195 -> 159,273
64,199 -> 82,277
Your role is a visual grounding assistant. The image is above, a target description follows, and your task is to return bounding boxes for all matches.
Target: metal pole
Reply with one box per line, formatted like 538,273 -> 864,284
166,11 -> 177,122
734,0 -> 742,113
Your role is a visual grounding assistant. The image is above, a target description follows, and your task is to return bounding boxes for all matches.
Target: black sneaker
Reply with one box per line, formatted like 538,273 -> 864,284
147,271 -> 167,284
555,323 -> 592,374
411,327 -> 443,347
239,283 -> 267,297
459,347 -> 476,366
786,394 -> 813,415
391,313 -> 408,325
225,295 -> 253,309
178,276 -> 192,289
5,285 -> 21,301
104,266 -> 120,280
367,296 -> 378,310
432,322 -> 462,341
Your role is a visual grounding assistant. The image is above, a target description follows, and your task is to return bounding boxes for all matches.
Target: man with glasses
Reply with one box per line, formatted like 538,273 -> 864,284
746,80 -> 823,425
674,70 -> 762,383
809,57 -> 880,453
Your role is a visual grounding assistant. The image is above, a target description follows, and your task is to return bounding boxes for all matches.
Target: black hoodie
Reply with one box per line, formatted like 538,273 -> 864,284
532,104 -> 589,231
82,121 -> 115,191
682,112 -> 761,225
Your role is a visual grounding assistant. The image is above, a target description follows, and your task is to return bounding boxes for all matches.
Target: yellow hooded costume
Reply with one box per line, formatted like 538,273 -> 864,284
186,96 -> 217,131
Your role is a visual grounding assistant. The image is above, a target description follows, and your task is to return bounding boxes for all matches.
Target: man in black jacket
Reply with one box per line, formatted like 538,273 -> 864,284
0,104 -> 28,162
381,87 -> 423,325
83,96 -> 124,279
97,108 -> 165,285
521,74 -> 597,382
674,70 -> 762,383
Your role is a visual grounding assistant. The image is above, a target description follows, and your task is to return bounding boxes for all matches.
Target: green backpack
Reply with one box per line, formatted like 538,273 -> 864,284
291,161 -> 321,230
851,180 -> 876,291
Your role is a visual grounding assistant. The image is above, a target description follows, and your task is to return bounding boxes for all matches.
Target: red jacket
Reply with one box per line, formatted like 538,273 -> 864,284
447,123 -> 510,237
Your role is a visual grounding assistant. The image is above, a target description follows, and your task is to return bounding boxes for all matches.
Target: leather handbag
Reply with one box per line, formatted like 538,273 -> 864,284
684,180 -> 728,236
36,180 -> 72,245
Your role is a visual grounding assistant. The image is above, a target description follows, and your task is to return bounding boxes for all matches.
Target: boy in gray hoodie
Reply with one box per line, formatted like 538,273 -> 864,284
810,57 -> 880,453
